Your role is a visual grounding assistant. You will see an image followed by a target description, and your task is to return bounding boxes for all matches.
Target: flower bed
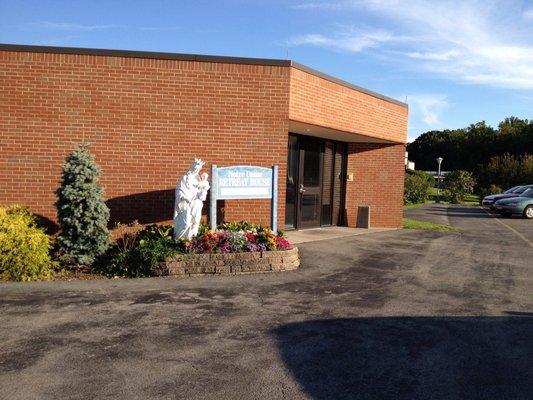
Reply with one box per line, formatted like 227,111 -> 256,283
165,222 -> 299,275
186,222 -> 292,254
95,221 -> 297,278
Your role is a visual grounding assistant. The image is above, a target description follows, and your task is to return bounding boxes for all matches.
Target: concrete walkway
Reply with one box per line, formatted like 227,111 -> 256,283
285,226 -> 396,244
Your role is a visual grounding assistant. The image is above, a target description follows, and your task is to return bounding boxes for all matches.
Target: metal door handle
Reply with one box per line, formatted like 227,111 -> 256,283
299,184 -> 306,193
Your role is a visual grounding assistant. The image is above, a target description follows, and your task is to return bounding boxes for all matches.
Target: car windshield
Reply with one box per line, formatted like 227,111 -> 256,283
504,186 -> 519,193
521,188 -> 533,198
515,186 -> 530,194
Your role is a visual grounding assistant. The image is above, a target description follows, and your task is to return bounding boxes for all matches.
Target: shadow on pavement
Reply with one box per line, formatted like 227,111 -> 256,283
426,206 -> 493,219
274,316 -> 533,400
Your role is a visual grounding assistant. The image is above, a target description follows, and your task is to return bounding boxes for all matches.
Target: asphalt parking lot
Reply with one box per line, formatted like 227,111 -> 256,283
1,205 -> 531,399
406,204 -> 533,246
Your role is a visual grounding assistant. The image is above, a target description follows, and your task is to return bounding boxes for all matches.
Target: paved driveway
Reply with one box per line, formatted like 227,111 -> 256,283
406,204 -> 533,245
1,205 -> 532,399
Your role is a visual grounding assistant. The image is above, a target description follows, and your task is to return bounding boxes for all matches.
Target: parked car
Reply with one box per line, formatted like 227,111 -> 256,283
494,188 -> 533,218
482,185 -> 532,209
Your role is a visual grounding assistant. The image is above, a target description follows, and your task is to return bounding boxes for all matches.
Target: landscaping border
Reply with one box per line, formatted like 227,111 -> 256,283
160,247 -> 299,276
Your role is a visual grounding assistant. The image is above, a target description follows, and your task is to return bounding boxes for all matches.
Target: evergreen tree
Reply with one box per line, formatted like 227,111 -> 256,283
55,144 -> 110,265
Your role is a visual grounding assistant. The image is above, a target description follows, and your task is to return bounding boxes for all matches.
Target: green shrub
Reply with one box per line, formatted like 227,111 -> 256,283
404,170 -> 435,204
55,144 -> 110,265
197,223 -> 209,236
476,153 -> 533,190
218,220 -> 282,235
218,220 -> 262,232
0,206 -> 55,281
95,224 -> 185,278
477,184 -> 503,200
444,170 -> 476,203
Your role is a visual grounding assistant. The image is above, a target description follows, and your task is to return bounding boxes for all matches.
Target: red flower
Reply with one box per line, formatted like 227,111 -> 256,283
245,232 -> 256,243
276,236 -> 292,250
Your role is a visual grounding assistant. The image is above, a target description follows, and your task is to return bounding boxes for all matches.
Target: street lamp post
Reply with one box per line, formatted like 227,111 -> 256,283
436,157 -> 443,203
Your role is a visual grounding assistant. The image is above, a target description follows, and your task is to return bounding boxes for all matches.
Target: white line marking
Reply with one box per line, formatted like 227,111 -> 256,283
478,206 -> 533,248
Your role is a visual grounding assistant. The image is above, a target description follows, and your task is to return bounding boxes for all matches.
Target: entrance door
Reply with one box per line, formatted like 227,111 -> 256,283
297,137 -> 323,229
284,133 -> 347,230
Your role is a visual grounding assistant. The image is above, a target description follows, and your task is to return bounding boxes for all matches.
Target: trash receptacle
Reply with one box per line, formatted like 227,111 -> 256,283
356,206 -> 370,228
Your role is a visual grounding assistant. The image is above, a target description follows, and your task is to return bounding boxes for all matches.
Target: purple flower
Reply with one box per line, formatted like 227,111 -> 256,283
220,243 -> 231,253
245,243 -> 257,252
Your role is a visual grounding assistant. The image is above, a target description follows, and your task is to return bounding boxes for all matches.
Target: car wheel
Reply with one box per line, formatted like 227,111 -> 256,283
523,205 -> 533,219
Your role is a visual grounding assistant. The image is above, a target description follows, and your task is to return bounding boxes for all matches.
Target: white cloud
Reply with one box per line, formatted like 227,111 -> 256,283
407,94 -> 450,127
402,93 -> 451,141
289,29 -> 395,52
405,50 -> 460,61
290,0 -> 533,90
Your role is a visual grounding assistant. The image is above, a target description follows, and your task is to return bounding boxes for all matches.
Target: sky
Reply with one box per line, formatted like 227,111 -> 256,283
1,0 -> 532,141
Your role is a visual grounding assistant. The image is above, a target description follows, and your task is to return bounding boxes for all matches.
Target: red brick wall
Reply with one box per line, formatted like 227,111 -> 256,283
345,143 -> 406,228
0,47 -> 408,232
289,67 -> 408,144
0,50 -> 290,231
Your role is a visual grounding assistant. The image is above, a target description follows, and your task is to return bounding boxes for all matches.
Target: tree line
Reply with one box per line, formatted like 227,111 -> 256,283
407,117 -> 532,172
407,117 -> 533,193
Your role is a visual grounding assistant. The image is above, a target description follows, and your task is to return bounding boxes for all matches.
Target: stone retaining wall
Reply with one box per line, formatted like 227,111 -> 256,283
160,247 -> 299,276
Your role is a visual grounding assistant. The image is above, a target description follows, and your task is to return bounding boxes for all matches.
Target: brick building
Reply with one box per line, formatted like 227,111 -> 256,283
0,44 -> 408,232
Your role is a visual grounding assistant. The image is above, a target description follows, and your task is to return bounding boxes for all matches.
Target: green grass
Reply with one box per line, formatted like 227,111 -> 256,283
403,203 -> 425,210
403,218 -> 457,232
461,193 -> 480,205
403,189 -> 481,210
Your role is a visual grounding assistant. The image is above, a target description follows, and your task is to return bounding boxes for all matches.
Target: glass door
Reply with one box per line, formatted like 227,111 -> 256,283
285,133 -> 347,230
297,137 -> 323,229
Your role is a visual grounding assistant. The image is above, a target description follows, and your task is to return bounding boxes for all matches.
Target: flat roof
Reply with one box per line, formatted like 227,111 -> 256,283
0,43 -> 407,108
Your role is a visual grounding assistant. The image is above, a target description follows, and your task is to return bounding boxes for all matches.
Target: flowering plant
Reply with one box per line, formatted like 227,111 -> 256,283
186,222 -> 292,254
276,236 -> 292,250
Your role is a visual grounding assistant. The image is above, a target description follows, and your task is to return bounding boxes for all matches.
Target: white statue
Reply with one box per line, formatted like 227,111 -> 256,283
173,159 -> 210,240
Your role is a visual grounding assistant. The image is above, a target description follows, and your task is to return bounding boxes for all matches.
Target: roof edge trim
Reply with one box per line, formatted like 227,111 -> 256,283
0,43 -> 291,66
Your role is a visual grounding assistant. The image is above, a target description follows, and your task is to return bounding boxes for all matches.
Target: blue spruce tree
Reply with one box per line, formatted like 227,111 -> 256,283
55,144 -> 110,265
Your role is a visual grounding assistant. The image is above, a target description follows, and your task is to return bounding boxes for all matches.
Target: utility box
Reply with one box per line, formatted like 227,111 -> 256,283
356,206 -> 370,228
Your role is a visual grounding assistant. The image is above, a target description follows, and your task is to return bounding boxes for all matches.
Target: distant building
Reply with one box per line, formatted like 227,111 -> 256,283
405,152 -> 415,170
424,171 -> 450,183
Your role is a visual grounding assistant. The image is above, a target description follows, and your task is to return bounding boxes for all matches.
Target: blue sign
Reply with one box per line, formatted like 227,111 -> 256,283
210,164 -> 278,232
216,166 -> 272,199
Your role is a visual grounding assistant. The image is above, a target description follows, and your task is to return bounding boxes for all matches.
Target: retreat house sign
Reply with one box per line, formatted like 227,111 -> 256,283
210,165 -> 279,231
